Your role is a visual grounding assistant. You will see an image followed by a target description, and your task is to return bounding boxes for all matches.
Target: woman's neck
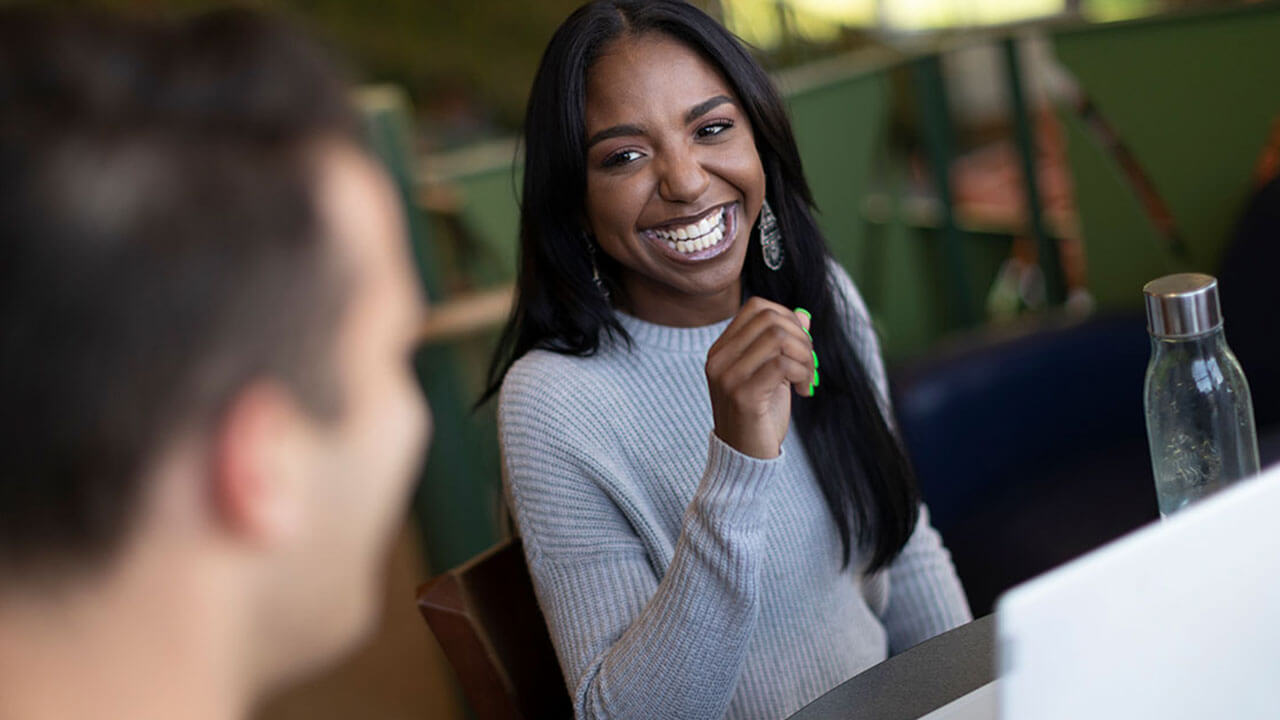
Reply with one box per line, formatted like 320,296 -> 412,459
617,273 -> 743,328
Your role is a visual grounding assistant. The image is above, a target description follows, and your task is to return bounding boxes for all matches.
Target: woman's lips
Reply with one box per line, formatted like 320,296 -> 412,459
640,202 -> 738,263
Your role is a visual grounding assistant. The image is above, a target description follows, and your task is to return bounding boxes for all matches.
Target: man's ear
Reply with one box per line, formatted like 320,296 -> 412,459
210,380 -> 310,546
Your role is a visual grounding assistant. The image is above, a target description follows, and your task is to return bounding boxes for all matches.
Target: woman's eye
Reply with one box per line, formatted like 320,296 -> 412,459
603,149 -> 643,168
697,120 -> 734,138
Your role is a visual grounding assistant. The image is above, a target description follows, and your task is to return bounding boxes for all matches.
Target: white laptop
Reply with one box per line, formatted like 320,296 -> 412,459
995,462 -> 1280,719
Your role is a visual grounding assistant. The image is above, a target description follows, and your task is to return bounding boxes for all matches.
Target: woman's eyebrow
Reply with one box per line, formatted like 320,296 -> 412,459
685,94 -> 734,123
586,123 -> 644,149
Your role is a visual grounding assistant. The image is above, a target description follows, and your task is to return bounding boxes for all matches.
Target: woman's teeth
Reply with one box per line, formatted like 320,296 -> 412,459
651,206 -> 728,255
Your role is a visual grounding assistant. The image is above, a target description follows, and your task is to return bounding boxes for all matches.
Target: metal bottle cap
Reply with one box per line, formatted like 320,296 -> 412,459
1143,273 -> 1222,338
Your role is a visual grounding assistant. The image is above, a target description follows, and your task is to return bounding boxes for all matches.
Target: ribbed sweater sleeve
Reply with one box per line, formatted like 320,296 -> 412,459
829,261 -> 973,649
880,505 -> 972,653
500,366 -> 781,720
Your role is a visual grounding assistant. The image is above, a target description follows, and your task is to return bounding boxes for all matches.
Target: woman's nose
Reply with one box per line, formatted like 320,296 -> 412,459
657,147 -> 710,204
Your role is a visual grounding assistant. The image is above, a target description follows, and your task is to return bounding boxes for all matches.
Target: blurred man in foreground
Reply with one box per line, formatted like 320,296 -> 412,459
0,9 -> 429,719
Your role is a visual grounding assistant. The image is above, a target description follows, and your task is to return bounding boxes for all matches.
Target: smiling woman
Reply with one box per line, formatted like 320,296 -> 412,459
582,34 -> 764,326
481,2 -> 971,718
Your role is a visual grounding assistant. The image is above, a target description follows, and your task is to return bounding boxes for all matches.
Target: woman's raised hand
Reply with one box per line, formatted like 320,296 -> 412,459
705,298 -> 815,459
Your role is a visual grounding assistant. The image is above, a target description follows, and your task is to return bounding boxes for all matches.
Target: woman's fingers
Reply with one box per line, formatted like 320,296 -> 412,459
707,299 -> 811,378
794,307 -> 812,334
710,298 -> 807,354
717,325 -> 815,397
714,295 -> 781,338
705,298 -> 819,458
738,352 -> 816,399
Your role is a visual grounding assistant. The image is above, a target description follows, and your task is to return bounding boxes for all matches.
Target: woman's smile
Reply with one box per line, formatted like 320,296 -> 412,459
639,201 -> 739,262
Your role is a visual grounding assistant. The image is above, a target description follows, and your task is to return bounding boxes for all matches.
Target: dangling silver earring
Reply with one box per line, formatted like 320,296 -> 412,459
759,198 -> 784,271
585,234 -> 611,301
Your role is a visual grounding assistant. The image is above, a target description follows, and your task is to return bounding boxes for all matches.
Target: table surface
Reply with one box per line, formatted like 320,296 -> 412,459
787,615 -> 995,720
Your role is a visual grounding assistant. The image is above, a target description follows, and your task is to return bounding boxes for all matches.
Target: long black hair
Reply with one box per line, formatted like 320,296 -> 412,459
482,0 -> 919,572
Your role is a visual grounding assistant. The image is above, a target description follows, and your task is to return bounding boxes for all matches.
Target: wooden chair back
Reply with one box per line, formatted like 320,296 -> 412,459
416,538 -> 572,720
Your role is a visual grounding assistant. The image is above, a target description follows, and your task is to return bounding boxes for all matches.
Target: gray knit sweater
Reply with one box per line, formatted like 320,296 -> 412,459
498,265 -> 971,720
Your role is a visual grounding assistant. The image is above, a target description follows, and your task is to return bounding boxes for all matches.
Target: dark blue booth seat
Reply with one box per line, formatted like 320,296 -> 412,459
889,314 -> 1158,615
1219,173 -> 1280,430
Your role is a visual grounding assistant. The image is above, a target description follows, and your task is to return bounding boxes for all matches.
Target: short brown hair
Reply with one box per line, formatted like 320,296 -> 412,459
0,7 -> 366,579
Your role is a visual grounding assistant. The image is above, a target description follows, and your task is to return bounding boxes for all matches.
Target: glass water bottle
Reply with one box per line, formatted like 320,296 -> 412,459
1143,273 -> 1260,517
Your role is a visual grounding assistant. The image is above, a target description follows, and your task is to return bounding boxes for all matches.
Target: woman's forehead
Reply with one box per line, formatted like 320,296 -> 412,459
585,33 -> 736,127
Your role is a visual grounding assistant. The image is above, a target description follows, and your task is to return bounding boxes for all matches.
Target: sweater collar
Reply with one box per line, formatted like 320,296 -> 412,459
613,310 -> 733,354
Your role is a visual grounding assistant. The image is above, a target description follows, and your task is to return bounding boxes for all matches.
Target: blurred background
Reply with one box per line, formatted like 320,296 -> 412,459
27,0 -> 1280,717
